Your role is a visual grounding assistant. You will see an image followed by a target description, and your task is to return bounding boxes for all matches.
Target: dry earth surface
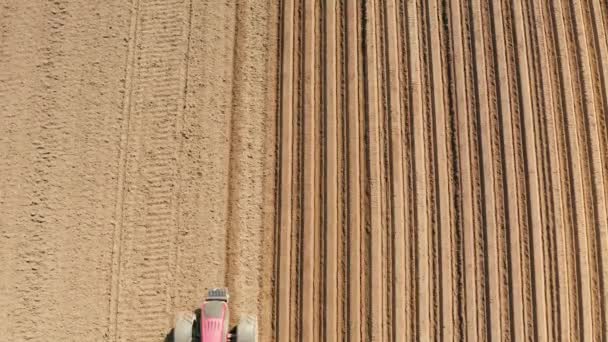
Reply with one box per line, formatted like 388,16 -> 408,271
2,0 -> 608,341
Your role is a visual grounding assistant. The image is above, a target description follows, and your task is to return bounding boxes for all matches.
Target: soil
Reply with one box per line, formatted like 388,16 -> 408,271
1,0 -> 607,341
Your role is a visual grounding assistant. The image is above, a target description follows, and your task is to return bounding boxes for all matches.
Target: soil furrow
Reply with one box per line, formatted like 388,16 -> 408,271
511,0 -> 549,338
545,2 -> 582,338
380,0 -> 407,340
588,0 -> 608,336
275,0 -> 295,340
448,0 -> 479,339
526,0 -> 559,338
572,0 -> 608,337
426,0 -> 453,339
554,0 -> 596,339
469,0 -> 504,339
344,2 -> 362,341
488,0 -> 527,339
300,0 -> 316,340
323,2 -> 339,341
362,1 -> 384,340
403,0 -> 428,340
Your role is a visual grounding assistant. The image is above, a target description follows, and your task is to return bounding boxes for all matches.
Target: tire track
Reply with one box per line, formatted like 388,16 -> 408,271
108,0 -> 140,338
110,0 -> 194,340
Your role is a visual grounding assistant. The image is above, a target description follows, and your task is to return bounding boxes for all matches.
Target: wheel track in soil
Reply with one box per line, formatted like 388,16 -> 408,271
109,1 -> 195,340
108,0 -> 277,340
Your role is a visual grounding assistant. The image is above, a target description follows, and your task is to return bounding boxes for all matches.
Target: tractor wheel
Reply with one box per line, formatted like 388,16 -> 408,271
174,311 -> 195,342
236,315 -> 257,342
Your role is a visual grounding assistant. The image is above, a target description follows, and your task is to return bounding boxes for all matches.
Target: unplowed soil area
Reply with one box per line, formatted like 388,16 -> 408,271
2,0 -> 608,341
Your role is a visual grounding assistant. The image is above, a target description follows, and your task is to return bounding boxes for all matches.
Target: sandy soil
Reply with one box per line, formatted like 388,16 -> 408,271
1,0 -> 276,341
2,0 -> 608,341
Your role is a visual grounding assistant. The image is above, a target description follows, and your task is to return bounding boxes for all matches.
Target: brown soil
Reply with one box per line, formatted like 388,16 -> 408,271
2,0 -> 608,341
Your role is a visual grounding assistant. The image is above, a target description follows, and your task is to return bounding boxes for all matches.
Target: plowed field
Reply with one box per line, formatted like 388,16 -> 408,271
2,1 -> 608,341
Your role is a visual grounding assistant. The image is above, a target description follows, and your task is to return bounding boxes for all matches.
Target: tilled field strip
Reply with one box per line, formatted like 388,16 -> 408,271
109,0 -> 275,340
272,0 -> 608,341
109,1 -> 196,340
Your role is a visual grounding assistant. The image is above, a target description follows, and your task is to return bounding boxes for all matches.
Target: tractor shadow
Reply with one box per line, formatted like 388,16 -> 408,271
164,329 -> 175,342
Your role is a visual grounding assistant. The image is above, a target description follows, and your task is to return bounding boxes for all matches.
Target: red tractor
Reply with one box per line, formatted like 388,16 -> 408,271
173,288 -> 257,342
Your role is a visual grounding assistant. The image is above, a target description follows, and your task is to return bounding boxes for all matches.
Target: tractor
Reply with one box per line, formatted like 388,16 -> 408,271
173,288 -> 257,342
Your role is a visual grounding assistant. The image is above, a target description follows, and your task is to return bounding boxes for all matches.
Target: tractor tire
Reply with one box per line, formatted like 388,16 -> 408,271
236,315 -> 257,342
174,311 -> 195,342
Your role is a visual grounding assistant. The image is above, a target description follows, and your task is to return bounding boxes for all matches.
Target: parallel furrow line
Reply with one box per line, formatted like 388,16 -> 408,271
588,0 -> 608,335
512,0 -> 549,338
470,0 -> 503,339
363,1 -> 384,340
300,0 -> 316,340
427,0 -> 453,339
552,0 -> 593,338
344,1 -> 361,340
450,0 -> 479,339
323,1 -> 338,341
381,0 -> 406,341
573,0 -> 608,337
489,0 -> 527,339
